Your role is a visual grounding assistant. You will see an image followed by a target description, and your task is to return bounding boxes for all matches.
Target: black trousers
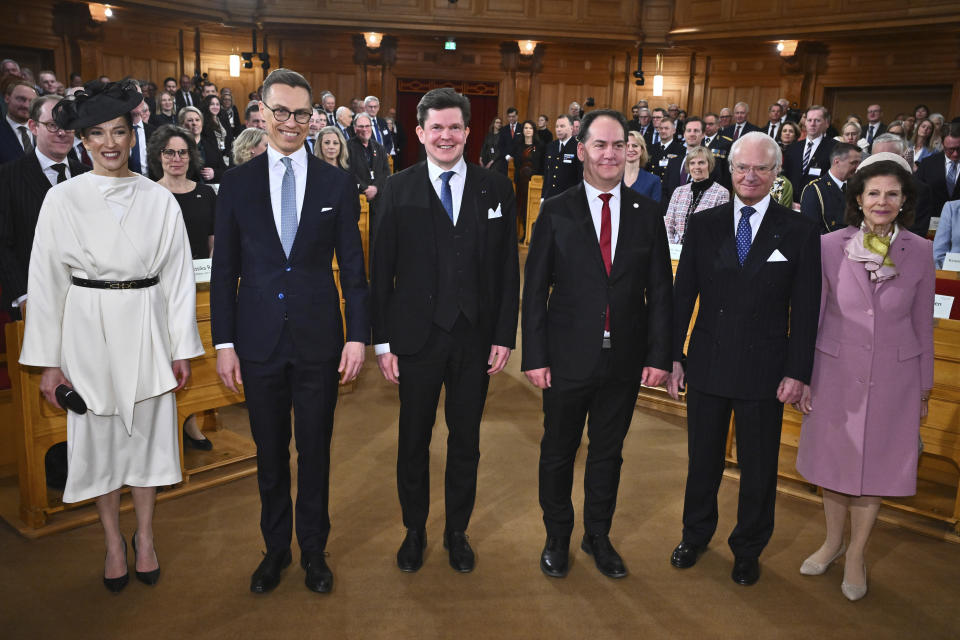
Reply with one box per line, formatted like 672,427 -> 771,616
396,316 -> 490,533
240,324 -> 340,554
681,386 -> 784,558
539,351 -> 642,537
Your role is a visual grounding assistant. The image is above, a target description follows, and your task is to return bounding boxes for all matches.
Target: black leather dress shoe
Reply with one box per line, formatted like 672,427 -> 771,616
397,528 -> 426,572
443,531 -> 475,573
540,536 -> 571,578
581,534 -> 627,579
732,556 -> 760,586
670,541 -> 706,569
250,548 -> 291,593
301,551 -> 333,593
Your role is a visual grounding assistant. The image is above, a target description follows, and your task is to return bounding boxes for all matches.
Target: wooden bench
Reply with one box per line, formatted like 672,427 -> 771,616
524,175 -> 544,247
637,259 -> 960,539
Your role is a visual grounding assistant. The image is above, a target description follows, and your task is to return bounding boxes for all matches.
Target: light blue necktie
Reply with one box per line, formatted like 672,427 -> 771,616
280,157 -> 298,257
440,170 -> 455,223
736,206 -> 755,266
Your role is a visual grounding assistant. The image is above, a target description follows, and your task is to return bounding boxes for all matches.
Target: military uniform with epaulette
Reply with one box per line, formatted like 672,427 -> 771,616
800,174 -> 846,235
541,137 -> 582,200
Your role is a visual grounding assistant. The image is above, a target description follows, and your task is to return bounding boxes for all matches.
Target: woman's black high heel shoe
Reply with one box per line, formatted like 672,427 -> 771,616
132,531 -> 161,586
103,536 -> 129,593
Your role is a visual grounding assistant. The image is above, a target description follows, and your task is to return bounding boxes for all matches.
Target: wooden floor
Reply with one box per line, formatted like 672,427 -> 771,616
1,353 -> 959,639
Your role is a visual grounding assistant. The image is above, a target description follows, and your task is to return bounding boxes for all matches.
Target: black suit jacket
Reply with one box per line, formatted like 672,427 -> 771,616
721,121 -> 761,140
198,132 -> 227,183
672,201 -> 821,399
916,151 -> 960,220
761,120 -> 784,141
541,137 -> 582,199
368,116 -> 395,154
910,175 -> 934,237
0,119 -> 28,165
370,161 -> 519,355
521,183 -> 673,381
128,120 -> 155,175
0,150 -> 89,307
346,137 -> 391,199
648,138 -> 684,178
782,137 -> 836,203
704,134 -> 733,188
175,89 -> 200,114
211,151 -> 368,363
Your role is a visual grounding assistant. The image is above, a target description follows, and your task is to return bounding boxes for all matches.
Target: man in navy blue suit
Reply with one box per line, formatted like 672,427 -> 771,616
1,81 -> 38,165
211,68 -> 368,596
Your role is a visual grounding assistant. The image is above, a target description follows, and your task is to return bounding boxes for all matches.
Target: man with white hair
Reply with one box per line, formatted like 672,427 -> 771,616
335,106 -> 353,139
363,95 -> 394,155
668,131 -> 820,587
872,133 -> 934,236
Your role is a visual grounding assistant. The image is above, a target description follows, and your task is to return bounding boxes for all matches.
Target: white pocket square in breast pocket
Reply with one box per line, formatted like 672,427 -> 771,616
767,249 -> 788,262
320,206 -> 333,213
488,204 -> 502,219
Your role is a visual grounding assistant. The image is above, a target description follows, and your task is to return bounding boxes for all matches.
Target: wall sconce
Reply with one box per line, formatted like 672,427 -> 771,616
652,53 -> 664,97
229,54 -> 241,77
364,32 -> 383,49
519,40 -> 537,56
777,40 -> 798,56
89,3 -> 112,22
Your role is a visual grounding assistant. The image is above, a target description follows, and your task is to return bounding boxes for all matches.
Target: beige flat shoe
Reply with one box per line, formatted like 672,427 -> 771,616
800,544 -> 846,576
841,564 -> 868,601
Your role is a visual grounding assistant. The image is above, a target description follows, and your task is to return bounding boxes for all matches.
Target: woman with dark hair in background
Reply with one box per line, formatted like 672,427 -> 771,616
795,155 -> 934,602
513,119 -> 544,241
480,116 -> 502,169
200,94 -> 232,168
19,81 -> 202,592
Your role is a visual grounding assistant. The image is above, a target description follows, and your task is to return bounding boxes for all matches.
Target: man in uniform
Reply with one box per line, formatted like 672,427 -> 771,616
799,142 -> 861,234
541,114 -> 582,200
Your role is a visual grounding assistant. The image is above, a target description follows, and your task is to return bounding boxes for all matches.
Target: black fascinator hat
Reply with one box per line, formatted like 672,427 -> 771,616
53,80 -> 143,132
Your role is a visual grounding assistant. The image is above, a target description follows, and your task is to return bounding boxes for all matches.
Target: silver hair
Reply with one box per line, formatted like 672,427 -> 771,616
729,131 -> 782,173
363,95 -> 380,106
353,112 -> 373,127
871,132 -> 907,154
335,106 -> 352,118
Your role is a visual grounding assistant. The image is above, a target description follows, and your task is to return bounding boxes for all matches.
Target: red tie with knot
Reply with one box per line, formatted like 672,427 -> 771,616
599,193 -> 613,332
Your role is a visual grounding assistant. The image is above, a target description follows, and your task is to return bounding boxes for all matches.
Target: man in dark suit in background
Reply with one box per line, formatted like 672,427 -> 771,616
212,68 -> 368,596
541,114 -> 582,200
800,142 -> 861,234
783,105 -> 836,203
916,121 -> 960,219
703,112 -> 733,189
493,106 -> 520,175
721,102 -> 760,141
1,81 -> 38,165
872,134 -> 935,236
863,104 -> 886,151
371,87 -> 519,575
175,73 -> 198,113
662,117 -> 725,203
128,97 -> 154,177
668,132 -> 820,586
763,103 -> 784,141
0,94 -> 88,318
522,109 -> 672,580
363,96 -> 394,158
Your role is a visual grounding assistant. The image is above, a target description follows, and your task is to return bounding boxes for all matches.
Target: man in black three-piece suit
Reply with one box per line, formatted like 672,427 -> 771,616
212,69 -> 368,595
0,95 -> 88,318
522,109 -> 673,580
916,122 -> 960,219
371,88 -> 519,574
668,132 -> 821,586
782,105 -> 836,203
541,114 -> 582,200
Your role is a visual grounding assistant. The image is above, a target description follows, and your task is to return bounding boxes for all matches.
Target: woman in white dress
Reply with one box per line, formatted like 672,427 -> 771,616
18,81 -> 203,592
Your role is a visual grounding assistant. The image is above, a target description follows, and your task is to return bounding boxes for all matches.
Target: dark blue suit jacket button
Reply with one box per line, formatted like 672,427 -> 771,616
278,293 -> 285,299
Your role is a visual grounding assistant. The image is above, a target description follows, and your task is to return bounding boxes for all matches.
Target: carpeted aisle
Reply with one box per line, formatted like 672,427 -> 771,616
1,351 -> 958,639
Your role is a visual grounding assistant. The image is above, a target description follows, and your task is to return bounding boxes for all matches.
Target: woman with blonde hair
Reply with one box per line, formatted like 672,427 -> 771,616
231,127 -> 268,166
909,118 -> 939,170
315,125 -> 350,170
622,130 -> 661,201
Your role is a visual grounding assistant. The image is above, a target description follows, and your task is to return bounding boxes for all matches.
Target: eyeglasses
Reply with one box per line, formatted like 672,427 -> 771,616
944,145 -> 960,155
354,124 -> 372,130
37,121 -> 72,133
161,149 -> 190,159
263,103 -> 313,124
731,164 -> 775,176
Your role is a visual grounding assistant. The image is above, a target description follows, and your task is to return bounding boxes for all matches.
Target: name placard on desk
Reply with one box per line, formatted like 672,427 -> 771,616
942,253 -> 960,272
193,259 -> 212,283
934,294 -> 954,320
669,244 -> 683,261
929,217 -> 940,232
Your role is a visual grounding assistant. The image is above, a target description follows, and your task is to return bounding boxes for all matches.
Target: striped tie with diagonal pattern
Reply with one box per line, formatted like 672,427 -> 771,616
802,139 -> 814,173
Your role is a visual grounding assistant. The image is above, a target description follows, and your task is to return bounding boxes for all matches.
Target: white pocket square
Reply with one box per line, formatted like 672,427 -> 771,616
488,204 -> 502,219
320,207 -> 333,213
767,249 -> 788,262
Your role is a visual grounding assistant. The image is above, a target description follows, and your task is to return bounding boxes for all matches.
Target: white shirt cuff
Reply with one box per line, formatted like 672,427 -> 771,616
12,294 -> 27,308
374,343 -> 391,356
215,343 -> 234,350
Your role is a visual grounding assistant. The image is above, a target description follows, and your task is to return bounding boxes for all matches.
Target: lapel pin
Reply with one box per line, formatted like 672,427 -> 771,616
633,202 -> 639,208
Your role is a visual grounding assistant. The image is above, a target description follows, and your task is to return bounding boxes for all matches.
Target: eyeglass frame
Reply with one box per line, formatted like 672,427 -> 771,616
161,148 -> 191,159
731,163 -> 776,176
35,120 -> 73,134
262,103 -> 313,124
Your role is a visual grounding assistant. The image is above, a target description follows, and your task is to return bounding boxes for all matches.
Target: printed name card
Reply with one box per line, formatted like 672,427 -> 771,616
669,244 -> 683,261
929,216 -> 940,232
942,253 -> 960,272
934,294 -> 954,320
193,259 -> 212,283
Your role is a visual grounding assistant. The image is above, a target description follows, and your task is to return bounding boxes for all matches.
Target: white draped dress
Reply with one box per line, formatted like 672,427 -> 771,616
19,173 -> 204,503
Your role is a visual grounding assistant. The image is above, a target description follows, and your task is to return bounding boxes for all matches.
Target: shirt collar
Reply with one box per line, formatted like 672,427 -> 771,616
266,141 -> 308,170
828,169 -> 845,189
426,156 -> 467,183
806,134 -> 823,144
733,194 -> 771,216
583,179 -> 621,203
35,148 -> 65,170
6,115 -> 26,131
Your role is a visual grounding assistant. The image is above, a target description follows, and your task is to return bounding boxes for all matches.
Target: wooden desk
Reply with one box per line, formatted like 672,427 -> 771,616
524,175 -> 543,247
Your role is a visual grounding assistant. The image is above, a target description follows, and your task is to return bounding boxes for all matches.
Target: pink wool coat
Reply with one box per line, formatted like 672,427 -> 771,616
796,226 -> 935,496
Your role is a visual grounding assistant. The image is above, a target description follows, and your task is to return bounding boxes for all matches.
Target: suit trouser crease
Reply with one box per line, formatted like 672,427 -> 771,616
240,324 -> 339,554
539,351 -> 641,537
397,318 -> 490,532
682,386 -> 784,557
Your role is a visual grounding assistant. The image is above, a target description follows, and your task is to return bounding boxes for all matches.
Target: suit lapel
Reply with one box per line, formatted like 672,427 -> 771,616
463,163 -> 486,258
713,204 -> 739,272
570,184 -> 609,278
23,152 -> 51,203
742,205 -> 785,277
610,191 -> 637,280
251,154 -> 287,259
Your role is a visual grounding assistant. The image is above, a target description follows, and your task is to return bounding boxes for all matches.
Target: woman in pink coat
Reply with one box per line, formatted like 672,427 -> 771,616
795,155 -> 934,602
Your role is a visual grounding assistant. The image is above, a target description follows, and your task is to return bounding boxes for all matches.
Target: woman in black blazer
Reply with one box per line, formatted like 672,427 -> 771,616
512,120 -> 545,241
148,91 -> 177,127
178,106 -> 226,184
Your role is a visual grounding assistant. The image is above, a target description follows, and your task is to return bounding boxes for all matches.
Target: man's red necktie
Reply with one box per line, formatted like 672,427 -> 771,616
599,193 -> 612,332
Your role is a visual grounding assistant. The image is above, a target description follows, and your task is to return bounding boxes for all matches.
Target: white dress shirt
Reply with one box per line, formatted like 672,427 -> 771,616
132,122 -> 148,175
828,169 -> 845,191
733,194 -> 770,241
6,115 -> 32,150
803,135 -> 824,165
375,156 -> 468,356
584,180 -> 621,339
36,149 -> 72,186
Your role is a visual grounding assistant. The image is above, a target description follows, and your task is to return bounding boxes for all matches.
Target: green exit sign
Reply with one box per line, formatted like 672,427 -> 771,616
445,39 -> 456,51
